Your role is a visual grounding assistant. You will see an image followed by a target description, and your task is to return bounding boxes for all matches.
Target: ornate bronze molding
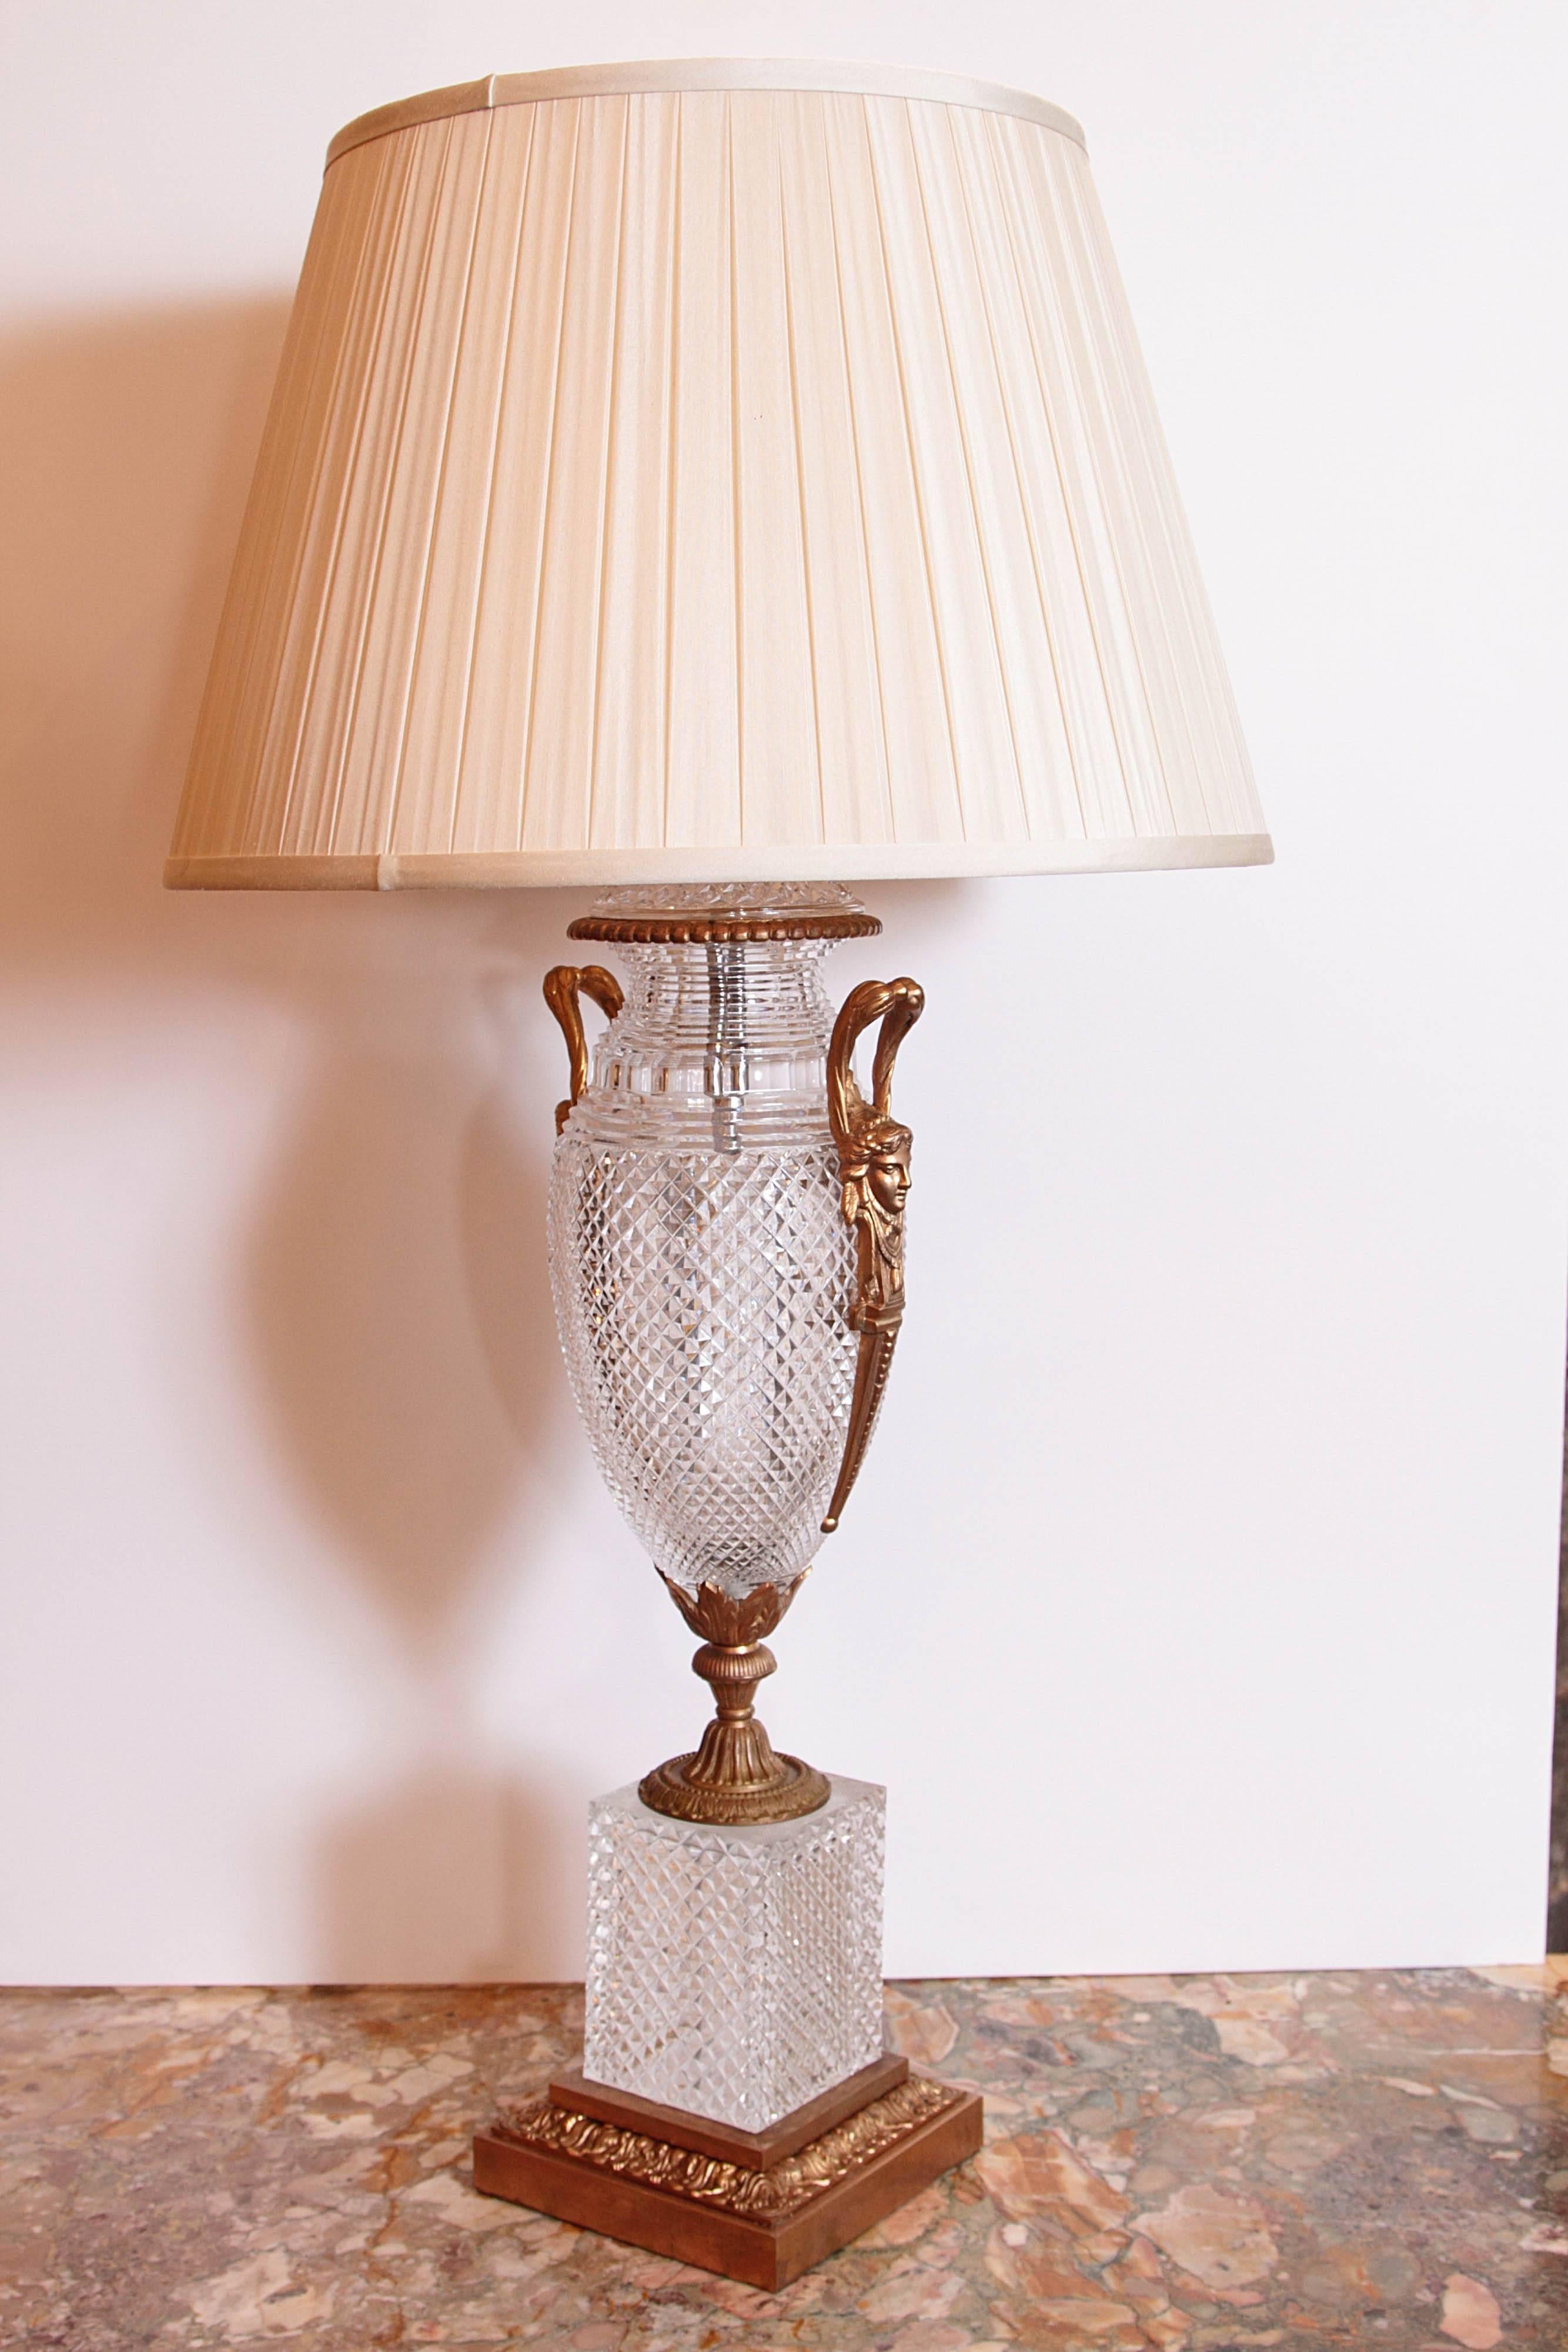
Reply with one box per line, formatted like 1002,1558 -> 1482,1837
543,963 -> 624,1135
659,1574 -> 804,1647
639,1574 -> 830,1825
567,908 -> 881,946
822,976 -> 925,1532
495,2076 -> 961,2219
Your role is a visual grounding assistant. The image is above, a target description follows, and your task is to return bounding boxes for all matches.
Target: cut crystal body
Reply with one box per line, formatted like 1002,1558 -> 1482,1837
584,1779 -> 887,2128
547,896 -> 861,1596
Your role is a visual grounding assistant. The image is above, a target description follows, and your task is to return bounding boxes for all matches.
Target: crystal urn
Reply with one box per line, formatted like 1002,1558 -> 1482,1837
544,886 -> 922,1825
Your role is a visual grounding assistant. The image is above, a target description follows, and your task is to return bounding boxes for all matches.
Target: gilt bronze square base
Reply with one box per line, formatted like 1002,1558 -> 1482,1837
472,2059 -> 983,2290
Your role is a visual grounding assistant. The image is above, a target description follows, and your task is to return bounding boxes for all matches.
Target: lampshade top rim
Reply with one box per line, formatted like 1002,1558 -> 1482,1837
325,59 -> 1087,169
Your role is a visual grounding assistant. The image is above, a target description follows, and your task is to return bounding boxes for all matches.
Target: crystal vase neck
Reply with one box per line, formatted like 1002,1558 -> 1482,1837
580,937 -> 835,1147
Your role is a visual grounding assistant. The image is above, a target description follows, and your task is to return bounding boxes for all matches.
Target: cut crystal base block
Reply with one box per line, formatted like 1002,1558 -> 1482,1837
584,1776 -> 885,2131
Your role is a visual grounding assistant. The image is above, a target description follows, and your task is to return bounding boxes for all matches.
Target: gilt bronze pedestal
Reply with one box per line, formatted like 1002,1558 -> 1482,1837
475,2062 -> 982,2291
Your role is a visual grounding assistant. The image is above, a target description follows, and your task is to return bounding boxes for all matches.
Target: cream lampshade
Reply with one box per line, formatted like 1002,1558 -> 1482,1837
166,59 -> 1269,891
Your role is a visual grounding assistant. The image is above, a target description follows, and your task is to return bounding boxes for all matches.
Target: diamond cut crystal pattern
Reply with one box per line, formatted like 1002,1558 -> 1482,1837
552,1140 -> 854,1592
584,1779 -> 886,2129
547,920 -> 860,1597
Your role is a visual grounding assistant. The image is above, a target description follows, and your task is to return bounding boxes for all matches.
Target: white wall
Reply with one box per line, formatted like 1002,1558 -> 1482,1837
2,0 -> 1564,1984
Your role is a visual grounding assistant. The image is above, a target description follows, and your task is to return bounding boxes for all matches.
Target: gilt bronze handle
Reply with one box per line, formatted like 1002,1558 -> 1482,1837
822,975 -> 924,1532
543,964 -> 624,1136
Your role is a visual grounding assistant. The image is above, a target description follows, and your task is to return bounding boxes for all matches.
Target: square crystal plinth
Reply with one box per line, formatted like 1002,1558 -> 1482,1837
584,1776 -> 885,2132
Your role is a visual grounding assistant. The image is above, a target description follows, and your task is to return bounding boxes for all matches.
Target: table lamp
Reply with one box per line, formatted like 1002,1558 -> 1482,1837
166,59 -> 1269,2288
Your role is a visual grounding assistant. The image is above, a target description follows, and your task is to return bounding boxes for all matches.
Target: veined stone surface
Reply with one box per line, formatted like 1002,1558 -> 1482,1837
5,1966 -> 1568,2347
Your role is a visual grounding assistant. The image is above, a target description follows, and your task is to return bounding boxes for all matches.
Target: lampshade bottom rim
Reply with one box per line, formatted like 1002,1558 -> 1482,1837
163,837 -> 1275,891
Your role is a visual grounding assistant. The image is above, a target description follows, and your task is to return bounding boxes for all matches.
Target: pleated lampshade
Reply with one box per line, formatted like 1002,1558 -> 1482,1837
166,59 -> 1269,890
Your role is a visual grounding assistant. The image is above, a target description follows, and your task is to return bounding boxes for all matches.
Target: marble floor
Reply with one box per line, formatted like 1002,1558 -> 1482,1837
6,1967 -> 1568,2351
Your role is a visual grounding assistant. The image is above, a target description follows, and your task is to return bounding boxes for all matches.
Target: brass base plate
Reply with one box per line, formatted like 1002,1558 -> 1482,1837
473,2074 -> 983,2291
638,1751 -> 830,1824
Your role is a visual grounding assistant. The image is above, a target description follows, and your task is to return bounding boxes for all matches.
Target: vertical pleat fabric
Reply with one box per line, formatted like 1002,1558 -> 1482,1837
169,73 -> 1269,887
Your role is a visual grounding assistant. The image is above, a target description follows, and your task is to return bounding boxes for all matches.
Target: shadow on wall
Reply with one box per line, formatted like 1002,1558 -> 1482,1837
0,299 -> 581,1980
